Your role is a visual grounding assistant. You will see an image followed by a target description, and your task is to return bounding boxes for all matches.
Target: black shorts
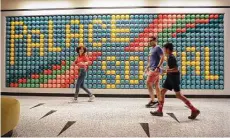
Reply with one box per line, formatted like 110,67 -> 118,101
162,73 -> 181,92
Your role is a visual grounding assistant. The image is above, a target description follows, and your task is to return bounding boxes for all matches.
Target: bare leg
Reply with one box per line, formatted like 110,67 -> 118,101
175,92 -> 197,112
154,81 -> 161,102
147,81 -> 155,102
157,88 -> 167,112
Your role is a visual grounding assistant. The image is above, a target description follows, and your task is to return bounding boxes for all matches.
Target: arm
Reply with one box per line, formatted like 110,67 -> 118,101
166,67 -> 179,73
146,56 -> 150,71
155,47 -> 164,72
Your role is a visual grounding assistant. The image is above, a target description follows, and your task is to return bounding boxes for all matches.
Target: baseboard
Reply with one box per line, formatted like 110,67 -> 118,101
2,130 -> 13,137
1,92 -> 230,98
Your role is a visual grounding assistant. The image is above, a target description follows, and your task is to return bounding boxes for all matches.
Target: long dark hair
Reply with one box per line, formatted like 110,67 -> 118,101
76,46 -> 87,55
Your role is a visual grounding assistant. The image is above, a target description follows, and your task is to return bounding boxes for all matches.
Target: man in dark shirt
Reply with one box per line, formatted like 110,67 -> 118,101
150,43 -> 200,120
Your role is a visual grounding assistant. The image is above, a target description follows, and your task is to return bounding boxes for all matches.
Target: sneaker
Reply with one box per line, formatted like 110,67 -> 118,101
150,110 -> 163,117
188,110 -> 200,120
70,98 -> 78,103
145,101 -> 158,108
88,95 -> 95,102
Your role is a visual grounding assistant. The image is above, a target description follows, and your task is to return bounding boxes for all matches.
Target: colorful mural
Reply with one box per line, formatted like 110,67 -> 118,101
5,14 -> 224,89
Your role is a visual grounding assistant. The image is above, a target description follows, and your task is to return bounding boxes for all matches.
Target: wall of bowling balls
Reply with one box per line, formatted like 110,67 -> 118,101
5,14 -> 224,89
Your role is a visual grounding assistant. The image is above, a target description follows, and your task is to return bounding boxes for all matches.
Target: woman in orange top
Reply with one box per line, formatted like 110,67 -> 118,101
72,46 -> 95,102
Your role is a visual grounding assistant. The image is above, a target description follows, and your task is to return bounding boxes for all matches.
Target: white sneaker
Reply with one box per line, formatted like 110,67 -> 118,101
88,95 -> 95,102
71,98 -> 78,103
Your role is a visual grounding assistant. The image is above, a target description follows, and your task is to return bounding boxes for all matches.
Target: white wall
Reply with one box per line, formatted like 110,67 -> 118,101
1,0 -> 230,95
1,0 -> 230,10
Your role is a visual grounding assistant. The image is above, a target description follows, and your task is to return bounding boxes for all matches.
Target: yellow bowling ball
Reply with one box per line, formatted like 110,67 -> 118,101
196,71 -> 200,75
74,20 -> 79,24
139,66 -> 144,70
116,80 -> 120,84
102,24 -> 106,29
40,52 -> 44,56
205,76 -> 210,80
214,75 -> 219,80
130,56 -> 134,60
191,47 -> 195,52
205,61 -> 210,66
205,47 -> 209,52
23,30 -> 27,34
130,80 -> 134,84
205,57 -> 209,61
116,75 -> 120,79
116,61 -> 120,66
79,25 -> 84,29
191,61 -> 195,66
27,52 -> 31,56
57,47 -> 62,52
102,80 -> 106,84
102,66 -> 106,70
182,57 -> 186,61
102,61 -> 106,65
106,85 -> 111,89
139,61 -> 143,66
181,52 -> 186,56
70,20 -> 75,24
182,71 -> 186,75
66,43 -> 70,47
102,38 -> 106,42
111,70 -> 116,74
88,38 -> 93,43
182,66 -> 186,71
196,52 -> 200,57
116,15 -> 120,19
10,61 -> 14,65
11,21 -> 15,25
10,56 -> 14,60
186,47 -> 191,52
205,71 -> 209,75
125,70 -> 129,74
195,66 -> 200,71
106,57 -> 111,60
139,75 -> 144,79
186,61 -> 190,65
125,61 -> 129,65
125,75 -> 129,79
182,62 -> 186,66
121,15 -> 125,19
106,70 -> 111,75
135,80 -> 139,84
210,75 -> 214,80
196,61 -> 200,66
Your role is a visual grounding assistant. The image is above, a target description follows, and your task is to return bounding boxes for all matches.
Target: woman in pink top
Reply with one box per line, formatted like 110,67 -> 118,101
72,46 -> 95,102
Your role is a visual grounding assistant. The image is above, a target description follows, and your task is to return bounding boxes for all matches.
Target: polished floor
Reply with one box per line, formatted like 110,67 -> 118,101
4,96 -> 230,137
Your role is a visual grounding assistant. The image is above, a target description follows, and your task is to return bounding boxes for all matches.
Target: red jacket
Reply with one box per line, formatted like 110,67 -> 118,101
75,54 -> 89,70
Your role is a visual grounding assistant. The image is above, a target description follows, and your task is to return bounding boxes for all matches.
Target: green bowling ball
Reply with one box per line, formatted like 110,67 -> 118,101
61,70 -> 65,74
172,24 -> 177,28
27,84 -> 31,87
158,33 -> 163,38
205,14 -> 209,19
31,84 -> 35,88
19,84 -> 23,88
44,79 -> 48,83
